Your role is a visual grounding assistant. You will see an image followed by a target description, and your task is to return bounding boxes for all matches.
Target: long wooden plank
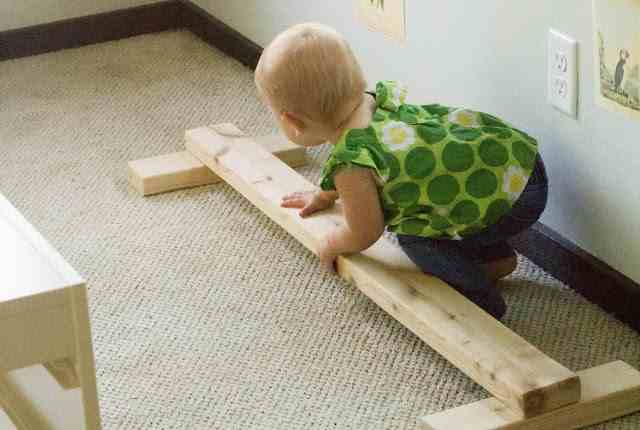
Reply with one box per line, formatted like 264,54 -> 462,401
128,125 -> 306,196
185,125 -> 580,418
419,361 -> 640,430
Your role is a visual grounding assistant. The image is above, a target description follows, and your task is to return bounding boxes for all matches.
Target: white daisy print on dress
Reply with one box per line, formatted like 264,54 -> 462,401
449,109 -> 481,128
503,165 -> 529,201
382,121 -> 416,151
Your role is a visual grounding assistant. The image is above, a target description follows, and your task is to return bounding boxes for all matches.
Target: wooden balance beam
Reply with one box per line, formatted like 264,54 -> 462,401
183,124 -> 584,419
128,123 -> 307,196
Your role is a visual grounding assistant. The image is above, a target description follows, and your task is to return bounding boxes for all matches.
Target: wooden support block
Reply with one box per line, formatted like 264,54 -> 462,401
128,125 -> 306,196
43,359 -> 79,390
419,361 -> 640,430
128,151 -> 219,196
185,125 -> 581,418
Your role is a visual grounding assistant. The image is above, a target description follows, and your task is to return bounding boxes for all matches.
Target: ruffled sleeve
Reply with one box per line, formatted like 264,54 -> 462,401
320,128 -> 390,191
375,81 -> 408,112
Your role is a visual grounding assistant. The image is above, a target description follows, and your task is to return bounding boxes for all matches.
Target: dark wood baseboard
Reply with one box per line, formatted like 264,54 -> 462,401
0,1 -> 182,61
2,1 -> 638,333
510,223 -> 640,332
0,0 -> 263,67
178,0 -> 263,69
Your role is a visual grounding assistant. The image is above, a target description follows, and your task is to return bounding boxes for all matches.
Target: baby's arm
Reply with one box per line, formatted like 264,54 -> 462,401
321,167 -> 385,268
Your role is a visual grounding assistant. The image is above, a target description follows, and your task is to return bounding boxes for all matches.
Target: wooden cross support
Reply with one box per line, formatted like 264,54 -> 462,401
419,361 -> 640,429
130,123 -> 640,429
128,123 -> 307,196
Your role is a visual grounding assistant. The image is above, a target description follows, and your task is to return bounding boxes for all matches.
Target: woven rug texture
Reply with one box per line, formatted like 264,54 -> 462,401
1,30 -> 639,429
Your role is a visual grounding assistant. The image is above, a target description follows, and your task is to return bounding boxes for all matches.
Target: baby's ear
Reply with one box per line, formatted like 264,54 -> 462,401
281,111 -> 306,134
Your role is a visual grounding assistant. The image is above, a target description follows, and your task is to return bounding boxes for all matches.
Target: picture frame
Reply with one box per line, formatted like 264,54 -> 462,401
593,0 -> 640,120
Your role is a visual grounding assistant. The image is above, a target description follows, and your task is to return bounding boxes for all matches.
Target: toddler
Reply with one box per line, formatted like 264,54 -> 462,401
255,23 -> 548,320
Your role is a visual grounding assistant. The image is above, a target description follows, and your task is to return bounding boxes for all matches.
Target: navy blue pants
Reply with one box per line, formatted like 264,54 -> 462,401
397,155 -> 549,320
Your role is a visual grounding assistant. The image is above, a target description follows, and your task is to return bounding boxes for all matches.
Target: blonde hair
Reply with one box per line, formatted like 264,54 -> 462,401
255,23 -> 367,128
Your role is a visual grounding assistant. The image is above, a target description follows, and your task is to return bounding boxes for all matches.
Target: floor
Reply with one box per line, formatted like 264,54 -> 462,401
1,30 -> 639,429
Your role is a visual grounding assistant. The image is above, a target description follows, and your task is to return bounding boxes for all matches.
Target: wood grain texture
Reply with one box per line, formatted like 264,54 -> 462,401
185,125 -> 581,418
419,361 -> 640,430
128,151 -> 217,196
128,129 -> 306,196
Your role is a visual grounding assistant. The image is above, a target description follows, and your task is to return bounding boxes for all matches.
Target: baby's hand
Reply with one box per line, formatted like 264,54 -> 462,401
281,190 -> 337,218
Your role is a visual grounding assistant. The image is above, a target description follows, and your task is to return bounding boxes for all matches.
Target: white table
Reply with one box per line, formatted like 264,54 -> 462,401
0,193 -> 101,429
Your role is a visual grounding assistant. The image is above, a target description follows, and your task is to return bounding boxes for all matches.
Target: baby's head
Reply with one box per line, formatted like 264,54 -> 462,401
255,23 -> 366,147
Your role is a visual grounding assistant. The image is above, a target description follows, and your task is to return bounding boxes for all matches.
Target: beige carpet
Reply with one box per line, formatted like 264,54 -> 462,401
1,30 -> 639,429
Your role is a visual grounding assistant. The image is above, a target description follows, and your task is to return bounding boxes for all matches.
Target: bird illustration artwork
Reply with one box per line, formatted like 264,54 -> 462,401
614,49 -> 630,94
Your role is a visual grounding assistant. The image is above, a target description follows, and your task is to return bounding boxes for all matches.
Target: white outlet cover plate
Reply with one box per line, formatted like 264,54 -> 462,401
548,29 -> 578,118
355,0 -> 406,43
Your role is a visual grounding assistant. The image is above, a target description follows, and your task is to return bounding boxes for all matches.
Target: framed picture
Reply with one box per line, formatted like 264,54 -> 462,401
354,0 -> 406,43
593,0 -> 640,120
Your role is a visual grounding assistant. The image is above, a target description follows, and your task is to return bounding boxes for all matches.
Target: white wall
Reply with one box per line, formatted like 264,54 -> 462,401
0,0 -> 163,31
194,0 -> 640,283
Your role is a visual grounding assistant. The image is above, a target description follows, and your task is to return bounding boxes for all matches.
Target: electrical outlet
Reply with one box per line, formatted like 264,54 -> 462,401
548,29 -> 578,118
554,51 -> 568,73
554,77 -> 568,98
355,0 -> 406,43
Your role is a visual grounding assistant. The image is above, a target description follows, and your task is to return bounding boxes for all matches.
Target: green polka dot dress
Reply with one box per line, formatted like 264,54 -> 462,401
320,81 -> 539,240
